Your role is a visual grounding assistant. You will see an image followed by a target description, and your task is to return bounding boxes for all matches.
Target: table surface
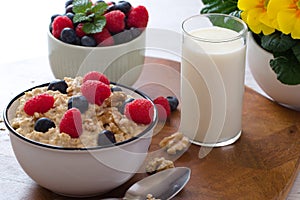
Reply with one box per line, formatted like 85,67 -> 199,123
0,0 -> 299,199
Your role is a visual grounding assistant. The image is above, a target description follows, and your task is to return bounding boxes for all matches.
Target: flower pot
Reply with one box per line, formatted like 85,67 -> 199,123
247,33 -> 300,110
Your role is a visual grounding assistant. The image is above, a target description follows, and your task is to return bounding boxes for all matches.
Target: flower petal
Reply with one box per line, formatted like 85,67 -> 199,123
277,10 -> 297,34
238,0 -> 262,10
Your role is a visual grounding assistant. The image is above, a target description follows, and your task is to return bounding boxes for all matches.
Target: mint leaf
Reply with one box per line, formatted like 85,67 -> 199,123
292,43 -> 300,63
83,16 -> 106,34
73,0 -> 92,13
270,50 -> 300,85
73,13 -> 92,23
72,0 -> 107,34
91,2 -> 107,15
261,32 -> 297,53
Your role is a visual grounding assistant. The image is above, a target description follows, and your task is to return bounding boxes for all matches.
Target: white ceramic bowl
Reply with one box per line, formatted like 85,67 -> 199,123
48,30 -> 146,86
3,83 -> 157,197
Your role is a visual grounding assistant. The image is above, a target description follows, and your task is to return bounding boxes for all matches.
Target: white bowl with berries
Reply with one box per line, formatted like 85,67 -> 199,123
3,71 -> 158,197
48,0 -> 149,86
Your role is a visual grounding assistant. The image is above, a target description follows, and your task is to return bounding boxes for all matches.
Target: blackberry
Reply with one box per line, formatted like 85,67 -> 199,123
34,118 -> 56,133
48,80 -> 68,94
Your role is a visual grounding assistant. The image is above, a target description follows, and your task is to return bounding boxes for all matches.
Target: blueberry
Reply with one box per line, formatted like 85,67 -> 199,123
51,14 -> 61,23
60,28 -> 77,44
48,80 -> 68,94
75,36 -> 81,45
34,118 -> 56,133
81,36 -> 97,47
113,29 -> 133,45
106,4 -> 117,12
65,12 -> 74,21
166,96 -> 179,112
65,4 -> 74,14
111,86 -> 123,92
118,98 -> 134,114
65,0 -> 73,8
68,96 -> 89,113
130,27 -> 142,39
97,130 -> 116,146
115,1 -> 132,14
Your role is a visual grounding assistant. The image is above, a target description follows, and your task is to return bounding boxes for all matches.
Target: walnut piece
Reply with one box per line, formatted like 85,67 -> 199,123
145,157 -> 174,174
159,132 -> 190,154
146,194 -> 161,200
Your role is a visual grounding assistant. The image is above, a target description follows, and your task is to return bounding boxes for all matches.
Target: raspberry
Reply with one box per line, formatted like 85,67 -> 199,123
125,99 -> 154,125
24,94 -> 55,116
52,15 -> 74,39
81,80 -> 111,106
83,71 -> 110,85
93,28 -> 115,46
153,96 -> 171,121
59,108 -> 83,138
126,6 -> 149,28
104,10 -> 126,33
75,23 -> 86,38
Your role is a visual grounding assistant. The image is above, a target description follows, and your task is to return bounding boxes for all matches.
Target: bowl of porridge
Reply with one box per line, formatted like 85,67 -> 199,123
3,72 -> 157,197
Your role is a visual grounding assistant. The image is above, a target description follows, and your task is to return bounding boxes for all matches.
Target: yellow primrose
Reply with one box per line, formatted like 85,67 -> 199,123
268,0 -> 300,39
238,0 -> 275,35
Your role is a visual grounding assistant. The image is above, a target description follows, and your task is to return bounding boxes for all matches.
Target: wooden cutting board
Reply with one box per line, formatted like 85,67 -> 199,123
101,57 -> 300,200
1,57 -> 300,200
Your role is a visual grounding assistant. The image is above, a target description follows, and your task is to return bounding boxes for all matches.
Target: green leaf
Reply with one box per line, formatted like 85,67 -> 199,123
83,16 -> 106,34
292,43 -> 300,63
73,0 -> 93,13
73,13 -> 92,23
261,32 -> 297,53
270,50 -> 300,85
206,14 -> 244,32
201,0 -> 238,14
91,2 -> 108,15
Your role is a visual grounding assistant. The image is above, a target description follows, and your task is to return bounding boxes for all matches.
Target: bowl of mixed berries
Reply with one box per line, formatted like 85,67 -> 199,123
48,0 -> 149,86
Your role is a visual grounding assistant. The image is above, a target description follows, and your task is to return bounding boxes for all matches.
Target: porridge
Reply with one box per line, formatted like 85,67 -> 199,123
11,72 -> 154,148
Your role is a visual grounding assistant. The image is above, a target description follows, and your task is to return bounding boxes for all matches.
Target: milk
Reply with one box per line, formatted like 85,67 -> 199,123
180,27 -> 246,146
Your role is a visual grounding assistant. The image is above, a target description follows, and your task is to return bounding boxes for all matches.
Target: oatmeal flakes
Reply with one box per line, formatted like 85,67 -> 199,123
145,157 -> 174,174
11,76 -> 148,148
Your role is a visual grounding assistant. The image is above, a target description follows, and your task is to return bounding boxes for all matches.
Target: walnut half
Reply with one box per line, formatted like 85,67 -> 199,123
159,132 -> 190,155
145,157 -> 175,174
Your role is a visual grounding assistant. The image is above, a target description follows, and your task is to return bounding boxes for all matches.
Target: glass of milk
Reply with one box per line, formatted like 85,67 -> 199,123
180,14 -> 248,147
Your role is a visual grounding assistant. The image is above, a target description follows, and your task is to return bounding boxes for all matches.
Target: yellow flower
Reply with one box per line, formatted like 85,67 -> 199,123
268,0 -> 300,39
238,0 -> 275,35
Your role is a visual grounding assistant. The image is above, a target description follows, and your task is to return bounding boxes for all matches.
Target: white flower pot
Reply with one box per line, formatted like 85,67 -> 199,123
247,33 -> 300,110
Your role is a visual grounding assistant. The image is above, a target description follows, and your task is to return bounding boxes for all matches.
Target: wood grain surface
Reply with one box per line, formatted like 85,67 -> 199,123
1,57 -> 300,200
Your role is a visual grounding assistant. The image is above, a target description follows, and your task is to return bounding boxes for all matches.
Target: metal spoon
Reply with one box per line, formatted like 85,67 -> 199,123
103,167 -> 191,200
